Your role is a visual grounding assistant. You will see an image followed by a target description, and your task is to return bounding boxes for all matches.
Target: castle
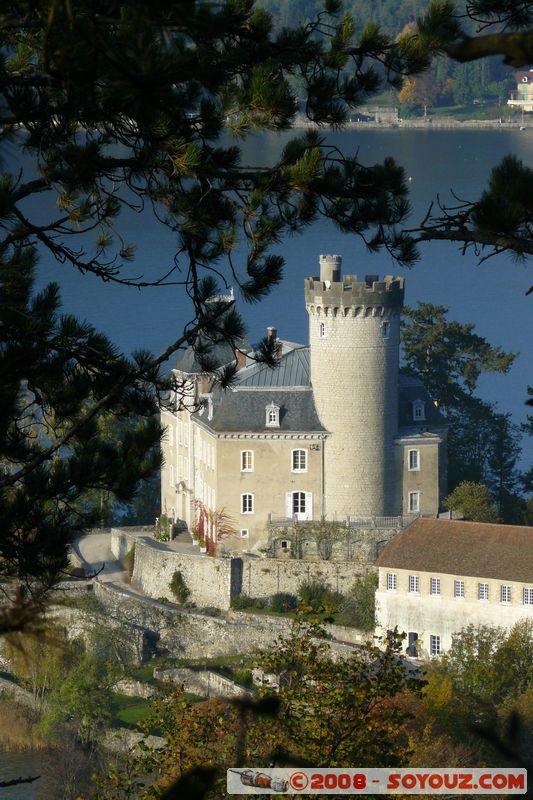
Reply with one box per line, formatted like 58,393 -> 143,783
160,255 -> 447,552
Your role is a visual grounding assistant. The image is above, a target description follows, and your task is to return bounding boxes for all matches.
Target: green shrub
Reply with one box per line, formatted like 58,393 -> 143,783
269,592 -> 297,613
157,514 -> 170,542
298,580 -> 339,612
233,668 -> 253,689
230,595 -> 265,610
124,544 -> 135,578
336,573 -> 378,631
169,571 -> 190,604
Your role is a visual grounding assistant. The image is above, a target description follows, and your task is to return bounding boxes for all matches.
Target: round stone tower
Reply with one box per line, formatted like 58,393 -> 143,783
305,255 -> 405,518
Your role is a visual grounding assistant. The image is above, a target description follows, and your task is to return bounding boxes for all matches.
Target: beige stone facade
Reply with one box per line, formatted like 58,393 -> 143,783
376,566 -> 533,659
375,518 -> 533,658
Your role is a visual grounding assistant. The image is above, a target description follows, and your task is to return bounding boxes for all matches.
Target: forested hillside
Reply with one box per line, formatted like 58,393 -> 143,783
260,0 -> 516,110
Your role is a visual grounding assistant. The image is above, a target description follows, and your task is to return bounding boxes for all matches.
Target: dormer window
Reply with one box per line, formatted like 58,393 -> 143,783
265,402 -> 280,428
412,400 -> 426,421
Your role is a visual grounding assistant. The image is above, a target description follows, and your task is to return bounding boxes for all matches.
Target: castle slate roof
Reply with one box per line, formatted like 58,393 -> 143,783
398,374 -> 447,429
172,336 -> 252,374
189,343 -> 445,436
235,347 -> 310,388
376,518 -> 533,583
196,388 -> 326,433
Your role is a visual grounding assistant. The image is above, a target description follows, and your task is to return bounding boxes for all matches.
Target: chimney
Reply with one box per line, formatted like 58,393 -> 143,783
235,349 -> 247,370
267,326 -> 282,358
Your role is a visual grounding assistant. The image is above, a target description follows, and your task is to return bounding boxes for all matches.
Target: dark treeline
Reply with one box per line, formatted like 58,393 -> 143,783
261,0 -> 516,108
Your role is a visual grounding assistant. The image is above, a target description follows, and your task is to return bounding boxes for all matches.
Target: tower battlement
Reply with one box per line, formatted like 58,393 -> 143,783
305,255 -> 404,314
305,274 -> 404,316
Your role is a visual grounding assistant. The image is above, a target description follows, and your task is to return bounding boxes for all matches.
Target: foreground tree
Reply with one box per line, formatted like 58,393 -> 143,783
0,0 -> 432,634
94,622 -> 421,799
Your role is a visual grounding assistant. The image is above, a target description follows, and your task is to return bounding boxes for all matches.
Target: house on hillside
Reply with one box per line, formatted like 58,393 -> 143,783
508,69 -> 533,112
375,518 -> 533,658
160,255 -> 447,554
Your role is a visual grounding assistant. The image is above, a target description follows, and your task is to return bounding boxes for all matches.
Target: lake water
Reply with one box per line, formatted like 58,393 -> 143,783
0,752 -> 49,800
5,128 -> 533,447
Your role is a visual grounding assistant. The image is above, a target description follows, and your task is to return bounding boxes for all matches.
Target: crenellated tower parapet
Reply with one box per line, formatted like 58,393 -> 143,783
306,255 -> 404,518
305,269 -> 404,319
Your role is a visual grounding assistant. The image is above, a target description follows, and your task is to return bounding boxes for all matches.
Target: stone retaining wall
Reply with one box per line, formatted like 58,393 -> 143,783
0,676 -> 35,707
240,558 -> 373,599
87,581 -> 369,663
91,581 -> 293,661
114,678 -> 155,699
111,529 -> 234,610
110,527 -> 383,610
154,667 -> 252,699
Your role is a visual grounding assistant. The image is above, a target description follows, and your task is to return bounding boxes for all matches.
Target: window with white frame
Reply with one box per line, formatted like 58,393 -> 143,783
386,572 -> 397,591
408,449 -> 420,471
240,529 -> 249,538
241,493 -> 254,514
408,575 -> 419,593
319,322 -> 326,338
168,425 -> 174,447
241,450 -> 253,472
430,577 -> 441,595
169,464 -> 174,486
523,588 -> 533,605
500,585 -> 511,603
430,635 -> 441,656
381,320 -> 390,339
454,579 -> 465,598
408,491 -> 420,513
292,491 -> 306,515
292,449 -> 307,473
412,400 -> 426,421
478,583 -> 489,601
265,403 -> 280,428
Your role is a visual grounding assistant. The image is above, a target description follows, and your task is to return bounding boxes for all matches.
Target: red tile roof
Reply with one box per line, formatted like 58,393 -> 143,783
376,518 -> 533,583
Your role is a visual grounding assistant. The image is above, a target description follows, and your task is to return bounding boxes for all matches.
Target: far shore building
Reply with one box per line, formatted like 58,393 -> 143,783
160,255 -> 447,553
375,518 -> 533,658
508,69 -> 533,112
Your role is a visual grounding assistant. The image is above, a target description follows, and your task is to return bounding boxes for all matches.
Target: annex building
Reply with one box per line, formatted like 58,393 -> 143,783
375,518 -> 533,658
161,255 -> 447,553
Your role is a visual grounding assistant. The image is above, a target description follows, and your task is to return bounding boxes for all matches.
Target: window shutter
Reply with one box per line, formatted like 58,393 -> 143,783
305,492 -> 313,520
285,492 -> 293,518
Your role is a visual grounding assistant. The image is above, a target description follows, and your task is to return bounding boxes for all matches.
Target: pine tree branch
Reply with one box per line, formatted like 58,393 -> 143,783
409,226 -> 533,257
445,31 -> 533,66
0,300 -> 232,490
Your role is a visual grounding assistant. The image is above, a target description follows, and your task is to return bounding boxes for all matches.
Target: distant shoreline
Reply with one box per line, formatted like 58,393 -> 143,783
292,116 -> 529,131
